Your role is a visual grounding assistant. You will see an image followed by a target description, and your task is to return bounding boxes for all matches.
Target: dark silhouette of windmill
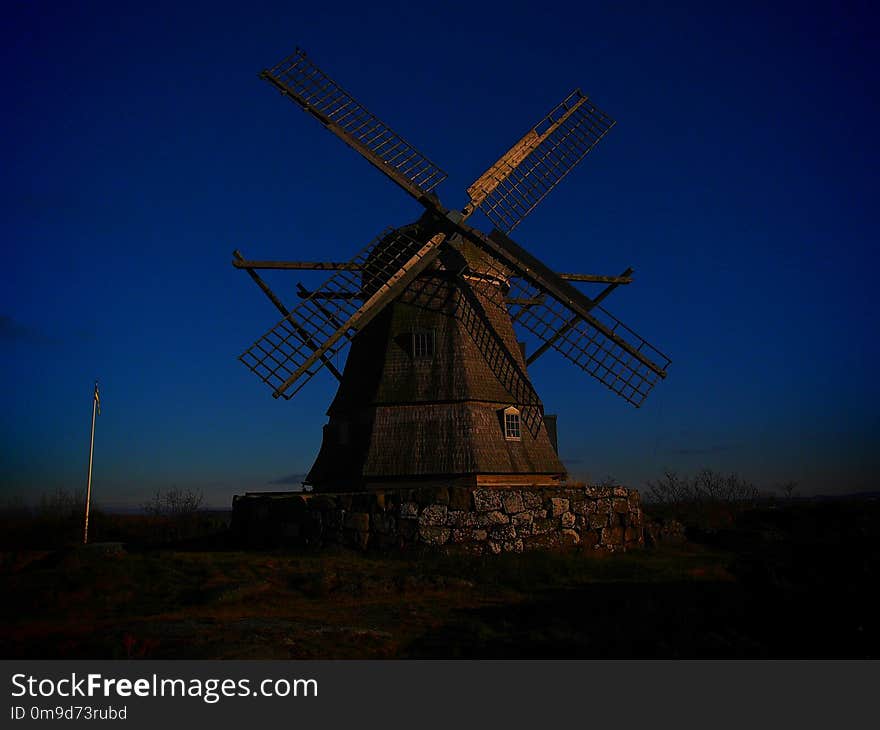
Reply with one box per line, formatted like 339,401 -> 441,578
234,48 -> 671,491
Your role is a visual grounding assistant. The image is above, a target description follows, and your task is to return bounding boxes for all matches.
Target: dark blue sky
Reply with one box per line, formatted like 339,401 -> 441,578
2,0 -> 877,507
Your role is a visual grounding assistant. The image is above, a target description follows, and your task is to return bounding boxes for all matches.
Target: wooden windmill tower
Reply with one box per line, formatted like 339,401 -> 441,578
235,48 -> 671,492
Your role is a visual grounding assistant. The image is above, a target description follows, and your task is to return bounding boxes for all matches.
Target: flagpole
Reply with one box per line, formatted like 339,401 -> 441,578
84,381 -> 98,545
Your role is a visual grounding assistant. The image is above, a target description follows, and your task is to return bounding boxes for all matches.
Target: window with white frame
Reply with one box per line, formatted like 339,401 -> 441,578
503,407 -> 521,440
412,329 -> 435,359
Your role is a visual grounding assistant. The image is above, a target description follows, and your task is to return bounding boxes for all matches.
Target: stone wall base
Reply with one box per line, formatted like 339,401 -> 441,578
232,485 -> 644,555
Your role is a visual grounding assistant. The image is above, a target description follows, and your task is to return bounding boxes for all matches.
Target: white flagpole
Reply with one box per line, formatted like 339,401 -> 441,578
84,381 -> 99,545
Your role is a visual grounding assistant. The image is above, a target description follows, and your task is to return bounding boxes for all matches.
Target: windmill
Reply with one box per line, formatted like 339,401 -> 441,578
234,48 -> 671,492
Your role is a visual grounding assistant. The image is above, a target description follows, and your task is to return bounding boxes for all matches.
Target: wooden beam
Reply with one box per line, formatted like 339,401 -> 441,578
234,258 -> 631,284
474,228 -> 665,377
464,93 -> 589,215
233,250 -> 343,382
557,273 -> 632,284
271,233 -> 447,398
233,260 -> 360,271
505,296 -> 545,306
296,287 -> 360,300
261,65 -> 443,204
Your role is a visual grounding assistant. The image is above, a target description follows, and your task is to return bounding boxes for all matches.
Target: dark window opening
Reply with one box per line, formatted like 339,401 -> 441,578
412,329 -> 435,359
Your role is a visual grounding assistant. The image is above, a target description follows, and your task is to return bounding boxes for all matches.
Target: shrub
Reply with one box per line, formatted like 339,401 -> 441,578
644,469 -> 761,531
645,469 -> 759,506
142,488 -> 204,517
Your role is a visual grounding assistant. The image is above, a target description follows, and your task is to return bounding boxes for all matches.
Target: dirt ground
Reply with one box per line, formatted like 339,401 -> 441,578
1,500 -> 877,659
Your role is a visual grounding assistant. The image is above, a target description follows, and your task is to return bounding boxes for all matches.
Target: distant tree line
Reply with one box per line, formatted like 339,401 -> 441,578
644,469 -> 760,505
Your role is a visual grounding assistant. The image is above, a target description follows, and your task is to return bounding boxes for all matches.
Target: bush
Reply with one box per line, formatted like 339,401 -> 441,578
142,488 -> 204,517
643,469 -> 761,531
645,469 -> 759,506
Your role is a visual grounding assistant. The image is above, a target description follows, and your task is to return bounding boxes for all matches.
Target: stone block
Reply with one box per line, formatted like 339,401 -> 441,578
521,490 -> 544,510
501,539 -> 524,553
501,491 -> 524,514
400,501 -> 419,519
482,510 -> 509,526
473,489 -> 502,512
589,513 -> 608,530
445,510 -> 467,527
490,524 -> 516,541
560,529 -> 581,546
452,528 -> 487,543
522,532 -> 561,551
560,512 -> 576,529
550,498 -> 569,517
418,525 -> 450,545
613,498 -> 629,514
419,504 -> 448,526
511,511 -> 533,527
569,495 -> 588,515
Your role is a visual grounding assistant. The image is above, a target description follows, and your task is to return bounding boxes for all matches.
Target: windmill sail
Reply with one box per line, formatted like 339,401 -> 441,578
465,90 -> 615,233
453,227 -> 670,406
240,228 -> 446,399
505,276 -> 670,406
261,48 -> 448,202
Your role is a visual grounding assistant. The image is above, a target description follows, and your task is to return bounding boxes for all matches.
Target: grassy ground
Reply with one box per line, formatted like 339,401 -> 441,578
1,499 -> 877,658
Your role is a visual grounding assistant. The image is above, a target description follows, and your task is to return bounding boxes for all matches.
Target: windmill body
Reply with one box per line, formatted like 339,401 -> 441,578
307,222 -> 565,491
235,48 -> 672,492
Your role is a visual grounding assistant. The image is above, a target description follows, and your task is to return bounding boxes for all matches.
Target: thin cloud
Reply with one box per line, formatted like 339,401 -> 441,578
0,315 -> 55,345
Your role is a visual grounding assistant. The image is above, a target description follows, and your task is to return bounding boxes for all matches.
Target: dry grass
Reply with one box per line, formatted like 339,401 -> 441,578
1,498 -> 878,658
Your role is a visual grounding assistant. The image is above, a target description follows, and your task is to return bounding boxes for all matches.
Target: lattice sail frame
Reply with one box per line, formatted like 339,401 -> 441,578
459,250 -> 669,407
243,46 -> 671,413
262,49 -> 447,199
505,276 -> 670,406
467,90 -> 616,233
240,229 -> 441,399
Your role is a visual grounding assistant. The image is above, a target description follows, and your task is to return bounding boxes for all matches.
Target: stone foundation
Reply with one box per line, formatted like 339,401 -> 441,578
231,485 -> 644,554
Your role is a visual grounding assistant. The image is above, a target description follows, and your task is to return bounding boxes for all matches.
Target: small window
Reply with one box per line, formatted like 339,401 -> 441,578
503,407 -> 521,441
412,329 -> 435,359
